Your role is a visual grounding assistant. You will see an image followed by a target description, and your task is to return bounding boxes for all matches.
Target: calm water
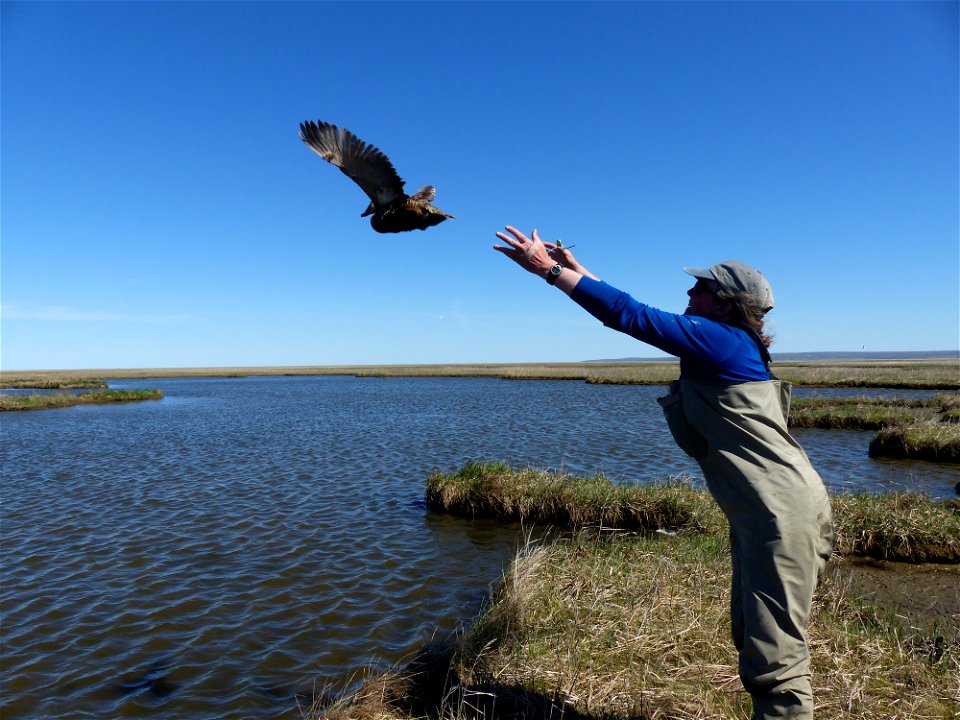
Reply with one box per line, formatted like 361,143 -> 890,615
2,376 -> 957,719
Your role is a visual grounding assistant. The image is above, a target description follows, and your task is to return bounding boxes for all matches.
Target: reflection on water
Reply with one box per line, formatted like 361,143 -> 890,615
1,376 -> 957,719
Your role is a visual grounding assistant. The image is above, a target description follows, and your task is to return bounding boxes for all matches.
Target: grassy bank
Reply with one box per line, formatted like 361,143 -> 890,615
789,394 -> 960,463
0,378 -> 107,389
426,462 -> 960,563
789,394 -> 960,430
870,421 -> 960,463
0,389 -> 163,411
315,464 -> 960,720
1,358 -> 957,389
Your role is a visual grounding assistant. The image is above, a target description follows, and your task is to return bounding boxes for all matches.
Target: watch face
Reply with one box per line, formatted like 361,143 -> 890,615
550,264 -> 562,276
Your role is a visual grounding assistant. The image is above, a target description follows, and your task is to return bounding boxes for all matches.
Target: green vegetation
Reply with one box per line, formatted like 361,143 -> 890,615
0,389 -> 163,411
830,491 -> 960,562
315,464 -> 960,720
428,462 -> 960,563
790,394 -> 960,430
789,394 -> 960,463
870,421 -> 960,463
426,461 -> 725,534
790,396 -> 928,430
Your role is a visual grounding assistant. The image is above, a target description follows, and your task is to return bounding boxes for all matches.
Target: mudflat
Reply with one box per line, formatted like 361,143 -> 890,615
838,557 -> 960,638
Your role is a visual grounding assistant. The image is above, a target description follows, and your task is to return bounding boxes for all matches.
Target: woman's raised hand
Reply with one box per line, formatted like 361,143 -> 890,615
493,226 -> 553,277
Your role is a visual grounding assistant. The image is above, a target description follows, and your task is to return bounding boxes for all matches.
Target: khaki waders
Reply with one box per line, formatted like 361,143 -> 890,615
660,378 -> 835,720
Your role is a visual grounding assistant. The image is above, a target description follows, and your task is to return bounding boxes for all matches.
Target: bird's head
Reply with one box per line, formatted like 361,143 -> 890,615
360,201 -> 376,217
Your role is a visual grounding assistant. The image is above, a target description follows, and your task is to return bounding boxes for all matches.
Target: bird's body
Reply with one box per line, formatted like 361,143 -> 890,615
299,120 -> 453,233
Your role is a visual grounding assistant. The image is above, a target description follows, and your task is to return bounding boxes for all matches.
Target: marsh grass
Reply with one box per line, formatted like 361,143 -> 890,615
769,360 -> 959,390
452,536 -> 959,720
316,465 -> 959,720
426,461 -> 725,536
788,394 -> 960,462
427,462 -> 959,563
789,397 -> 931,430
1,358 -> 957,389
0,378 -> 107,389
830,492 -> 960,563
869,421 -> 960,463
790,394 -> 960,429
317,533 -> 959,720
0,389 -> 163,411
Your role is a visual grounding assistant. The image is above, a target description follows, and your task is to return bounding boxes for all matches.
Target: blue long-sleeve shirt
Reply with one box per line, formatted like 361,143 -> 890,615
571,277 -> 771,383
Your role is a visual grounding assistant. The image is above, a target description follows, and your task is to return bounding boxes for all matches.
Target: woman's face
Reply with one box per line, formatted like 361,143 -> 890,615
685,278 -> 731,321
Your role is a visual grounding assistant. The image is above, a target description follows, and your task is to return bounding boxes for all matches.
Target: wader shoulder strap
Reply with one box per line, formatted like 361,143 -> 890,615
740,324 -> 777,380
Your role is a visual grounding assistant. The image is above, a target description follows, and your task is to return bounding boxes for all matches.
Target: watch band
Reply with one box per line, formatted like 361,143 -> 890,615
546,264 -> 563,285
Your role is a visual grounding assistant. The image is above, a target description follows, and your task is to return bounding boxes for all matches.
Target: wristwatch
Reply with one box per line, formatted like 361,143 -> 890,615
546,263 -> 563,285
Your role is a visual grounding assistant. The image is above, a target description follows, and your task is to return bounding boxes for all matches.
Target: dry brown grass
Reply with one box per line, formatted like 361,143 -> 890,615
315,534 -> 958,720
313,467 -> 959,720
2,358 -> 957,389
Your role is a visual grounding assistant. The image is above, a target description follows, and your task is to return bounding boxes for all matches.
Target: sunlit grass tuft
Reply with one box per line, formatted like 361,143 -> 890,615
831,492 -> 960,563
869,420 -> 960,463
426,461 -> 725,535
0,389 -> 163,411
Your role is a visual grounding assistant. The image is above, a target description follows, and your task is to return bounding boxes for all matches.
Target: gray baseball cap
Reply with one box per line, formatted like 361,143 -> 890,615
684,261 -> 775,314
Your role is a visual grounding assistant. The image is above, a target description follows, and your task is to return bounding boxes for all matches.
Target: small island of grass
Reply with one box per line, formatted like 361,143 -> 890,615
0,389 -> 163,411
789,394 -> 960,463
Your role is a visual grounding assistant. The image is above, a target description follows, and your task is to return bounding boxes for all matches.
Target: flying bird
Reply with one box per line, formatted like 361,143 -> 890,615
299,120 -> 454,233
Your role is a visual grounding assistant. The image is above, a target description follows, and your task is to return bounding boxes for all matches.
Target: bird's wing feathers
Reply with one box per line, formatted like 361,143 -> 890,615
299,121 -> 406,206
409,185 -> 436,203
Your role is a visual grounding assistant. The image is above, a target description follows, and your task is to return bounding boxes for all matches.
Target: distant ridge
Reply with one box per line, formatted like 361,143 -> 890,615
589,351 -> 959,362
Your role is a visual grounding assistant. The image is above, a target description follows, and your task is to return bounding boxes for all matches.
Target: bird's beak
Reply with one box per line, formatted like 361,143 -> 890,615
360,203 -> 375,217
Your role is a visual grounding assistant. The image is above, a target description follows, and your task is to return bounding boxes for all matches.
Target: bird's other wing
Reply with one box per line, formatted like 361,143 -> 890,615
299,121 -> 406,207
409,185 -> 436,203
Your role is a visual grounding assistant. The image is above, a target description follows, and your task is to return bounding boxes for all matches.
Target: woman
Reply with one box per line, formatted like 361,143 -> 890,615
493,226 -> 835,720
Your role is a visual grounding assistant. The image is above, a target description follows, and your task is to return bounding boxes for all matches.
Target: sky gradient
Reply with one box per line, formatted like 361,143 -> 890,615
2,1 -> 957,370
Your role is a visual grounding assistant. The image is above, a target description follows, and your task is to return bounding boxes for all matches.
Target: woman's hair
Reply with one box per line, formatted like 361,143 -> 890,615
715,288 -> 773,348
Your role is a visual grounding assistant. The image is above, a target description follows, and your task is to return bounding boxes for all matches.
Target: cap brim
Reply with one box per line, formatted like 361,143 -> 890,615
683,266 -> 715,280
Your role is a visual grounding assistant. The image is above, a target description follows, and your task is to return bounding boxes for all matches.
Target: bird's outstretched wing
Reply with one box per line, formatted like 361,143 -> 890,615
299,121 -> 406,207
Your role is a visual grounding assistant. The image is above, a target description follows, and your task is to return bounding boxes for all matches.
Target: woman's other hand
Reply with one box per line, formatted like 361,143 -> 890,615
543,241 -> 599,281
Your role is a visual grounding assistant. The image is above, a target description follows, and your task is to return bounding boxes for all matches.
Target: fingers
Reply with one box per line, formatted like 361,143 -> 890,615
497,226 -> 531,247
504,225 -> 527,241
495,225 -> 536,257
494,226 -> 546,267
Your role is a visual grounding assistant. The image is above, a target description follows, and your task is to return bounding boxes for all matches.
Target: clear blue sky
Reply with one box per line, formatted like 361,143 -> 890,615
2,1 -> 957,370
